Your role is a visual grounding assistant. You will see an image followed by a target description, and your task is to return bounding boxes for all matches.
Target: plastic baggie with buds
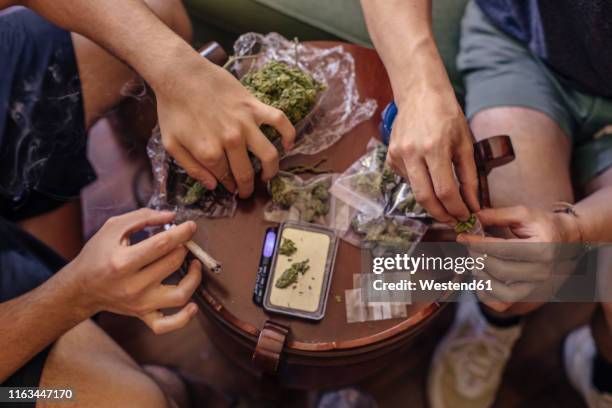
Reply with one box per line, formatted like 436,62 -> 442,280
343,211 -> 428,256
264,171 -> 351,231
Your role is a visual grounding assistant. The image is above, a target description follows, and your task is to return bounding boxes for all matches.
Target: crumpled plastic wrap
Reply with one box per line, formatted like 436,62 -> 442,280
147,33 -> 377,220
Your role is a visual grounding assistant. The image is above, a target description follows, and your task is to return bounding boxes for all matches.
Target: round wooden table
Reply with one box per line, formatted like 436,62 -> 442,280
191,41 -> 448,389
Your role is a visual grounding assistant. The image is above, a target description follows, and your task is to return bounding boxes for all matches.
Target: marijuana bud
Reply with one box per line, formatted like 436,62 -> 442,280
455,214 -> 483,235
279,238 -> 297,256
180,177 -> 206,206
241,61 -> 325,142
275,259 -> 311,289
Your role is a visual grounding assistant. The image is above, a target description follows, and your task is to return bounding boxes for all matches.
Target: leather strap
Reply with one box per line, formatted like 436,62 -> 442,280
252,320 -> 289,374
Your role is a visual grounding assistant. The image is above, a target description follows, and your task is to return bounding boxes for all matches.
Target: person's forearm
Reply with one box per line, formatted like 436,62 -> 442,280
20,0 -> 205,93
0,267 -> 92,382
360,0 -> 453,105
572,187 -> 612,243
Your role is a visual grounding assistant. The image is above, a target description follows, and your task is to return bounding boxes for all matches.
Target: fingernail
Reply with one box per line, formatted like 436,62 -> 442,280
205,180 -> 216,190
188,221 -> 197,233
192,259 -> 201,269
189,303 -> 198,314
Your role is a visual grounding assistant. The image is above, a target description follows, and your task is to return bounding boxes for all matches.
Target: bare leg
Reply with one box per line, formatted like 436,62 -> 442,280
470,106 -> 574,316
37,320 -> 171,408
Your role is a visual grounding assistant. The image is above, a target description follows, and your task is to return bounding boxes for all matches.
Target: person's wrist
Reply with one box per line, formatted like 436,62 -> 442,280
555,212 -> 583,244
146,43 -> 209,96
394,73 -> 456,110
391,41 -> 454,107
53,263 -> 100,320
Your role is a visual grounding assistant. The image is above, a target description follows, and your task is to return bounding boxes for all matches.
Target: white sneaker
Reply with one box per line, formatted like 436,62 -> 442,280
427,294 -> 521,408
564,326 -> 612,408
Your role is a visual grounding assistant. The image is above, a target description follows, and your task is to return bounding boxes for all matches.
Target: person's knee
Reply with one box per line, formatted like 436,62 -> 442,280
38,320 -> 171,408
145,0 -> 193,43
469,106 -> 574,206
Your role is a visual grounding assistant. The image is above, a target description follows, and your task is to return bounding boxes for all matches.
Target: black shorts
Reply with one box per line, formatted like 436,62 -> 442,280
0,7 -> 94,395
0,7 -> 96,221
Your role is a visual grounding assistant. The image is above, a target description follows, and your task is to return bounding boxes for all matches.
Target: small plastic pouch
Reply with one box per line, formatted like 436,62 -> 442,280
264,172 -> 350,230
263,222 -> 339,321
330,139 -> 398,216
343,212 -> 428,255
385,182 -> 427,218
331,139 -> 429,219
345,273 -> 409,323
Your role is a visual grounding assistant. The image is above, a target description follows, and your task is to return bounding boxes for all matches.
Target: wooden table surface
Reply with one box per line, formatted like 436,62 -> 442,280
192,41 -> 444,351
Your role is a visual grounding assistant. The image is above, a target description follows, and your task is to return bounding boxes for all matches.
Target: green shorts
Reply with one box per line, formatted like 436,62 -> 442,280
457,1 -> 612,186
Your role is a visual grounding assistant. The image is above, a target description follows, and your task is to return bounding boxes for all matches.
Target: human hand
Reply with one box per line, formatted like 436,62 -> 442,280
155,58 -> 296,198
458,206 -> 582,311
386,89 -> 479,223
65,208 -> 202,334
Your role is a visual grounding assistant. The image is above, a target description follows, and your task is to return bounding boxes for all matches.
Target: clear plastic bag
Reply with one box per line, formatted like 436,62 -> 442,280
330,139 -> 397,215
147,33 -> 377,220
385,182 -> 427,218
343,211 -> 428,255
264,172 -> 350,230
331,139 -> 428,218
147,126 -> 237,221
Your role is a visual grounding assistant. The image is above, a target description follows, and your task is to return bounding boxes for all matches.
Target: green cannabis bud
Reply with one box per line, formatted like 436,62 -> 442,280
279,238 -> 297,256
455,214 -> 478,234
275,259 -> 310,289
241,61 -> 325,141
270,176 -> 299,207
180,177 -> 206,206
